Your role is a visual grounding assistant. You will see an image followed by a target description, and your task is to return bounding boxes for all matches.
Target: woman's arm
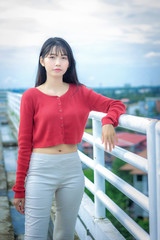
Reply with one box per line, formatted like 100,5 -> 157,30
86,86 -> 126,127
85,86 -> 126,151
12,90 -> 34,199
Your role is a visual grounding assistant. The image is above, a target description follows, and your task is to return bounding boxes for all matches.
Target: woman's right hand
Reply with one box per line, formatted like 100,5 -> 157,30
13,198 -> 25,215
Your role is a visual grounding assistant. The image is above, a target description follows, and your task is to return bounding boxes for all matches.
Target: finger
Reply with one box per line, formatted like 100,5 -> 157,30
115,134 -> 118,144
19,201 -> 25,215
101,134 -> 104,144
104,138 -> 108,151
110,135 -> 115,149
109,136 -> 115,152
18,201 -> 22,213
109,139 -> 112,152
19,206 -> 24,215
15,201 -> 23,215
21,200 -> 25,213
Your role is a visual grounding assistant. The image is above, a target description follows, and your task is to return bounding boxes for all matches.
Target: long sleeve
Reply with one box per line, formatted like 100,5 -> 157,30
12,90 -> 34,199
85,86 -> 126,127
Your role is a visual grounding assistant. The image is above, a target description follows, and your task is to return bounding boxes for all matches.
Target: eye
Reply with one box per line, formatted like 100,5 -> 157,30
62,56 -> 68,60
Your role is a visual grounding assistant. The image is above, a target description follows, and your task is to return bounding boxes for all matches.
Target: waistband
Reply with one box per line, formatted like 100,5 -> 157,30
30,150 -> 79,160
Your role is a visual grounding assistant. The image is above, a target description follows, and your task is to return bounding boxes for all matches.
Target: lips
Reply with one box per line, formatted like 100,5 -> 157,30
54,68 -> 62,72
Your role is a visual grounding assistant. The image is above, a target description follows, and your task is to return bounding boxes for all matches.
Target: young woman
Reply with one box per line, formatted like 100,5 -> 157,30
12,37 -> 126,240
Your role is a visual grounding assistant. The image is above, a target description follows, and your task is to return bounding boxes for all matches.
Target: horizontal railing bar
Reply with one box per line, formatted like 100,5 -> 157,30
8,107 -> 20,118
96,190 -> 150,240
89,111 -> 154,134
84,177 -> 95,195
83,132 -> 93,145
82,133 -> 148,173
78,151 -> 94,170
8,115 -> 19,132
95,138 -> 148,173
118,114 -> 152,134
7,91 -> 22,98
96,164 -> 149,212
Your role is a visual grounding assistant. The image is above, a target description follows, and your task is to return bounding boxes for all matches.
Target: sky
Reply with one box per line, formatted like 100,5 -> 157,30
0,0 -> 160,89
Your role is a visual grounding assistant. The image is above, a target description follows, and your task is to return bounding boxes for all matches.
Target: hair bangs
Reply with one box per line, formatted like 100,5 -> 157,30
44,44 -> 68,58
53,45 -> 68,56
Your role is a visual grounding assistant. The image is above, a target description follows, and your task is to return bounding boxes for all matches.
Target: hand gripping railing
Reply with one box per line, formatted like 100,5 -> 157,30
80,111 -> 158,240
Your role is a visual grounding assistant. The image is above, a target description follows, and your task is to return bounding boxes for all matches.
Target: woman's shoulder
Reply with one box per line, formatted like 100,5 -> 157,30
76,84 -> 93,94
22,87 -> 36,96
72,83 -> 91,92
21,87 -> 37,102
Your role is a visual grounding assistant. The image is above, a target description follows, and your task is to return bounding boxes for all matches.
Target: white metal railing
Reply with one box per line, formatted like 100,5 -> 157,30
6,91 -> 160,240
7,91 -> 22,132
80,111 -> 159,240
156,121 -> 160,240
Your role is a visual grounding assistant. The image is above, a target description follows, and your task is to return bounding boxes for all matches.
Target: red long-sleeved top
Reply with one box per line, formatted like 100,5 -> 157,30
12,83 -> 126,198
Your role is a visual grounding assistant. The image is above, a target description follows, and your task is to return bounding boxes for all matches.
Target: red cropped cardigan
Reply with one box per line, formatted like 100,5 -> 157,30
12,83 -> 126,198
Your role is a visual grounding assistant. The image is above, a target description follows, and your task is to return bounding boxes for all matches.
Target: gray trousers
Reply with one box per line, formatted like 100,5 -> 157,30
24,151 -> 85,240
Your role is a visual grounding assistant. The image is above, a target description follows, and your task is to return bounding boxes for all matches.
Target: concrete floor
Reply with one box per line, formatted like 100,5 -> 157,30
0,132 -> 15,239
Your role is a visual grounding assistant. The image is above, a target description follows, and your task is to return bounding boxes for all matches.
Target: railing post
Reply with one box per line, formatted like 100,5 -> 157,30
146,120 -> 157,240
92,119 -> 105,218
156,121 -> 160,240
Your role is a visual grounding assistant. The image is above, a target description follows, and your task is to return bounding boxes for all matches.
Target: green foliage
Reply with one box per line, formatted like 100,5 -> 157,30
84,128 -> 92,135
112,158 -> 133,184
135,218 -> 149,233
83,168 -> 94,202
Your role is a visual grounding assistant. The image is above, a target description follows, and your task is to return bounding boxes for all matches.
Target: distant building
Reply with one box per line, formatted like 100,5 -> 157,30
121,98 -> 130,104
145,97 -> 160,116
127,97 -> 160,117
116,132 -> 146,152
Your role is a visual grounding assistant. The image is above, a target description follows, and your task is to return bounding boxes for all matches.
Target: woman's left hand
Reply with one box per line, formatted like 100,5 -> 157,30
101,124 -> 118,152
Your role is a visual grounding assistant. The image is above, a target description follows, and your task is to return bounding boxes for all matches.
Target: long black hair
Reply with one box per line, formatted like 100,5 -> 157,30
35,37 -> 82,87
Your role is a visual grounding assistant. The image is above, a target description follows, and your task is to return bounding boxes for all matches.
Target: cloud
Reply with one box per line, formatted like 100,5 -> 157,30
0,0 -> 160,49
0,0 -> 160,88
153,41 -> 160,45
144,52 -> 160,58
133,0 -> 160,8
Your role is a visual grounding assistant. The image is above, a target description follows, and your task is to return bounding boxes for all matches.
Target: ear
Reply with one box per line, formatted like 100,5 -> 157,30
40,56 -> 45,67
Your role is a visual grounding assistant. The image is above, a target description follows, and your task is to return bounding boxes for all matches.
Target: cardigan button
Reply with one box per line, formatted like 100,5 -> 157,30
59,109 -> 62,112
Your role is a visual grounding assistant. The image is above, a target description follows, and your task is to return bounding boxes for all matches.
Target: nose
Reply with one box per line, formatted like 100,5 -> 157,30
55,58 -> 61,66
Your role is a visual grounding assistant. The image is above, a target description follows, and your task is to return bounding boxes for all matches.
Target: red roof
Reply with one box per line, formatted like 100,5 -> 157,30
120,164 -> 147,175
82,142 -> 92,148
137,149 -> 147,158
82,132 -> 146,148
116,132 -> 146,147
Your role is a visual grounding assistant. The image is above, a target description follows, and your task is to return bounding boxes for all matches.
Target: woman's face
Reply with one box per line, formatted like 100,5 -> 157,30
40,46 -> 69,78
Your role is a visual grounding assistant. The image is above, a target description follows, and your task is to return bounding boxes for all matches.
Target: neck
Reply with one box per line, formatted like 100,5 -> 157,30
43,76 -> 66,90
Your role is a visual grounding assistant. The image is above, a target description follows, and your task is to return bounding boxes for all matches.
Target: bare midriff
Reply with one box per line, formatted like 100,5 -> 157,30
32,144 -> 78,155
